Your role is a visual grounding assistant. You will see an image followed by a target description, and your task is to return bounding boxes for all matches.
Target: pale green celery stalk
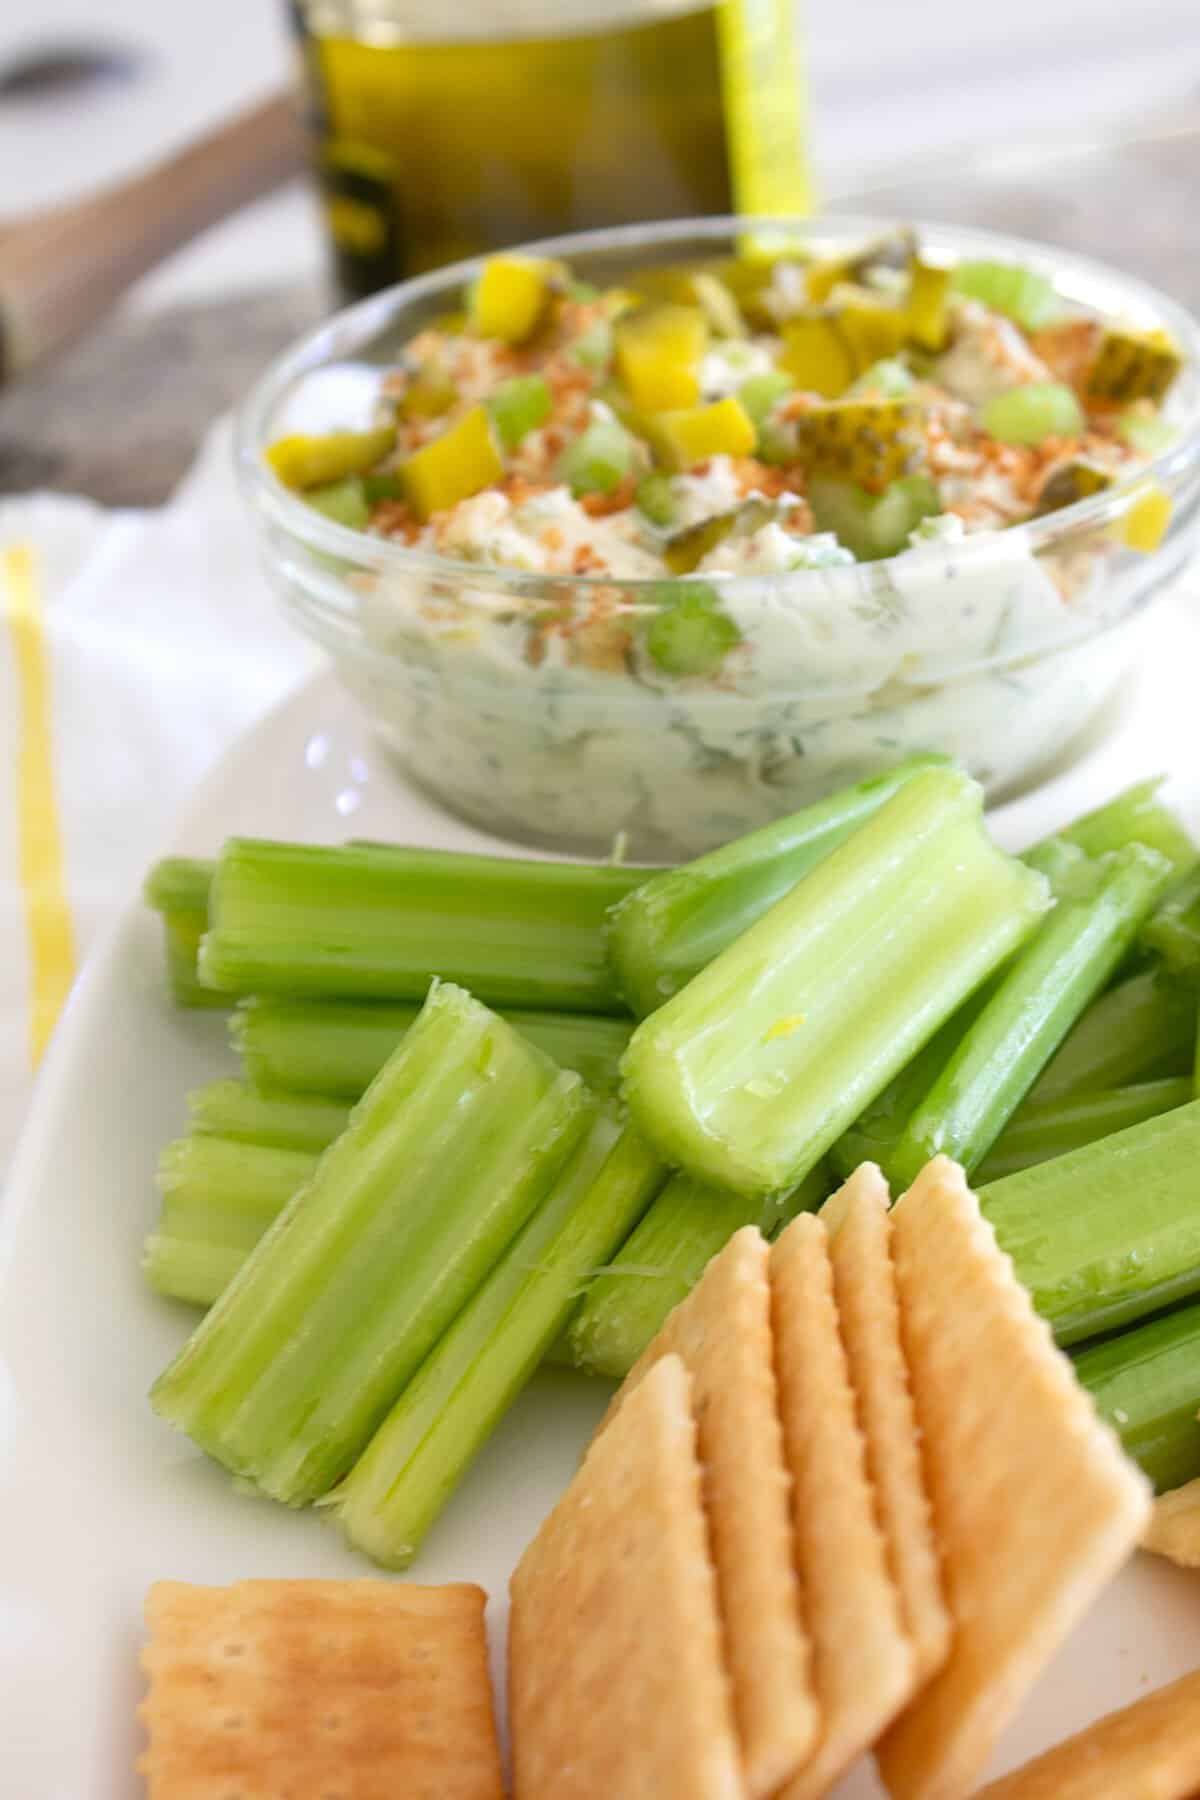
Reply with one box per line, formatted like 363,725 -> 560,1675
1143,864 -> 1200,981
567,1161 -> 831,1380
143,856 -> 223,1008
1042,775 -> 1197,872
199,839 -> 644,1013
189,1080 -> 352,1153
143,1137 -> 319,1307
888,845 -> 1172,1186
1075,1301 -> 1200,1493
231,997 -> 632,1100
606,755 -> 946,1017
334,1116 -> 667,1567
975,1079 -> 1193,1182
828,980 -> 1005,1182
622,768 -> 1049,1197
981,1098 -> 1200,1347
151,982 -> 592,1503
1030,968 -> 1197,1099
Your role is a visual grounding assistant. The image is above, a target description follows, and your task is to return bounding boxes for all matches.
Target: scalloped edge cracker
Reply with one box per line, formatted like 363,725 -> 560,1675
878,1157 -> 1151,1800
1143,1475 -> 1200,1568
822,1163 -> 951,1688
509,1353 -> 746,1800
138,1578 -> 503,1800
975,1666 -> 1200,1798
772,1211 -> 916,1800
603,1226 -> 817,1798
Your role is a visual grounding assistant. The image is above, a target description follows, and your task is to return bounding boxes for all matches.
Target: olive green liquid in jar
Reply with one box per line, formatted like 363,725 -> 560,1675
292,0 -> 734,295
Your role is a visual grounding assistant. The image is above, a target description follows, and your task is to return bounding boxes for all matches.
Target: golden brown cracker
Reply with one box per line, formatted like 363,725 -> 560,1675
605,1226 -> 816,1797
879,1157 -> 1151,1800
1143,1477 -> 1200,1568
138,1577 -> 503,1800
822,1163 -> 950,1688
771,1211 -> 916,1800
975,1666 -> 1200,1798
509,1352 -> 746,1800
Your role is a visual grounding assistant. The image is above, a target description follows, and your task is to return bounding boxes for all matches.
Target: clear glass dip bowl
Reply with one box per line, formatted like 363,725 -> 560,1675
236,216 -> 1200,862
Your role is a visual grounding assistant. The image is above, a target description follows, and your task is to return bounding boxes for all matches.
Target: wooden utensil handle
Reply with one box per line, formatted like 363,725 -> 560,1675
0,90 -> 306,379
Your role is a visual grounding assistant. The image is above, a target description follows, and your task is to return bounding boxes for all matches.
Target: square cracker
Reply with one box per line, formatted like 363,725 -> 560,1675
509,1352 -> 745,1800
878,1157 -> 1151,1800
1143,1475 -> 1200,1567
975,1666 -> 1200,1798
604,1226 -> 817,1797
771,1211 -> 916,1800
139,1577 -> 504,1800
822,1164 -> 950,1688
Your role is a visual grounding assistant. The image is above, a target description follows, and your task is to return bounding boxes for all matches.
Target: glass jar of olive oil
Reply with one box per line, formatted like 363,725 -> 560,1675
290,0 -> 735,296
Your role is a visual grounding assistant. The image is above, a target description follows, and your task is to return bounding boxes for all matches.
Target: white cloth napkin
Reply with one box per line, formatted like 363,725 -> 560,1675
0,422 -> 319,1172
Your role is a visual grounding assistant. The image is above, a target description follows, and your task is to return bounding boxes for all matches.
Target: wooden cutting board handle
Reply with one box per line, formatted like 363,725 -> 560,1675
0,89 -> 306,381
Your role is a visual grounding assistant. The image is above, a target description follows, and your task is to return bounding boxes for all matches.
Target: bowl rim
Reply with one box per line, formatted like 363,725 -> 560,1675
234,212 -> 1200,597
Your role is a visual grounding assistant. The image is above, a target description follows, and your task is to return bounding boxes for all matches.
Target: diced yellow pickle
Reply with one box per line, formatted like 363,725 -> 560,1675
778,313 -> 857,398
469,254 -> 551,343
663,498 -> 775,573
398,404 -> 504,519
806,230 -> 916,303
1114,481 -> 1173,552
630,267 -> 747,338
397,367 -> 458,421
647,397 -> 757,471
907,257 -> 953,350
806,254 -> 856,305
834,290 -> 911,366
1086,327 -> 1182,404
793,400 -> 925,490
265,425 -> 398,491
599,287 -> 644,319
1035,458 -> 1113,515
613,303 -> 708,412
715,252 -> 792,328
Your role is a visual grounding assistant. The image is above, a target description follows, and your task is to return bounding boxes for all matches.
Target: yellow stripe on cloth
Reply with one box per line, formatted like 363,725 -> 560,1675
3,543 -> 76,1065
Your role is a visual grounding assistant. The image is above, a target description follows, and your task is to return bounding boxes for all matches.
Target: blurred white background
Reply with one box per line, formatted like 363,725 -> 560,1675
0,0 -> 1196,304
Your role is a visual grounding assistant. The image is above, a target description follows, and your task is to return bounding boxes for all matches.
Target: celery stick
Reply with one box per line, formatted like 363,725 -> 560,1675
1049,776 -> 1196,873
199,839 -> 643,1013
606,755 -> 946,1017
334,1116 -> 667,1566
189,1080 -> 352,1153
623,769 -> 1048,1196
568,1161 -> 831,1380
144,1240 -> 250,1310
143,856 -> 223,1008
151,983 -> 592,1503
981,1099 -> 1200,1347
144,855 -> 215,917
828,979 -> 1005,1180
888,845 -> 1172,1185
144,1137 -> 319,1307
232,997 -> 632,1100
1031,969 -> 1196,1098
1075,1301 -> 1200,1493
1143,864 -> 1200,981
232,999 -> 422,1096
975,1079 -> 1193,1182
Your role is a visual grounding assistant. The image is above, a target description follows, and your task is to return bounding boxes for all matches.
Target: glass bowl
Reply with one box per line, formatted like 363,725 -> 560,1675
235,215 -> 1200,862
